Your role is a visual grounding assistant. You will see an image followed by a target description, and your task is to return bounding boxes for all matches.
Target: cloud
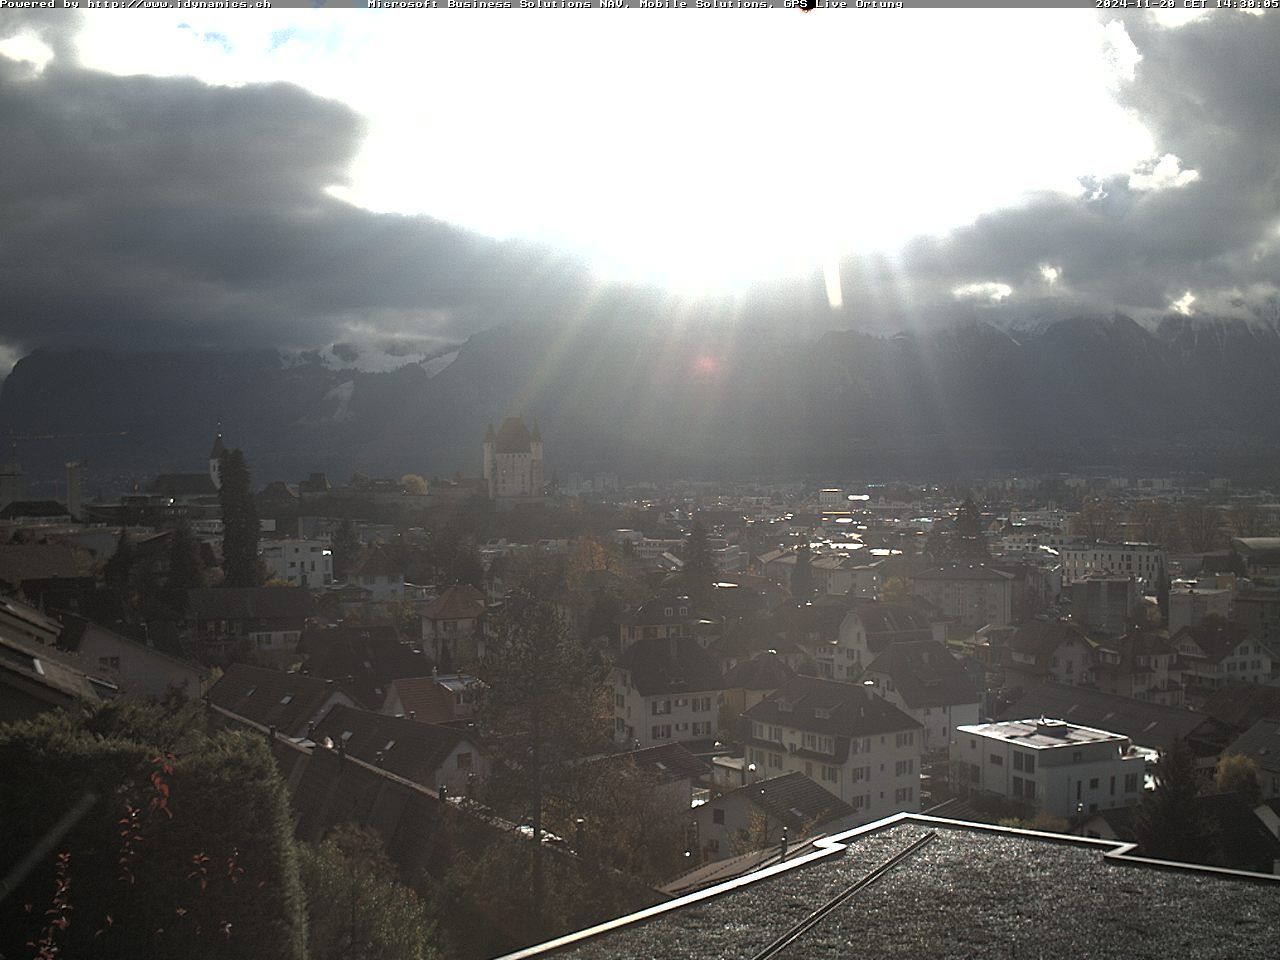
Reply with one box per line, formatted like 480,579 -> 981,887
0,41 -> 604,366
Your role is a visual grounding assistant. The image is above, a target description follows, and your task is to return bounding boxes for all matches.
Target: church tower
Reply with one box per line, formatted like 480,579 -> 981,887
209,430 -> 225,491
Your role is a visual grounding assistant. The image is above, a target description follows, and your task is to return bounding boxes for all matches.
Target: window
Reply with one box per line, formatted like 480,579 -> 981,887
769,752 -> 783,769
651,724 -> 671,740
822,765 -> 838,783
990,754 -> 1004,766
1089,778 -> 1099,790
894,786 -> 914,803
1013,752 -> 1024,772
98,656 -> 120,670
652,699 -> 671,716
712,808 -> 725,825
895,759 -> 914,777
1025,780 -> 1036,800
895,731 -> 915,748
1124,773 -> 1140,793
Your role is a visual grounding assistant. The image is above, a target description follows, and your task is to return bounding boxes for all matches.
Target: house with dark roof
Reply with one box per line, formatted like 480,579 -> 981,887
0,625 -> 117,724
721,650 -> 796,738
207,662 -> 355,737
0,594 -> 63,647
347,546 -> 405,602
1093,629 -> 1183,705
825,601 -> 934,681
1075,792 -> 1280,874
693,771 -> 853,862
185,586 -> 316,663
996,681 -> 1204,752
57,612 -> 209,700
296,622 -> 432,710
312,703 -> 485,796
910,564 -> 1015,629
862,640 -> 980,752
0,500 -> 71,522
381,673 -> 484,725
1223,718 -> 1280,800
1173,618 -> 1277,694
612,635 -> 724,749
420,584 -> 488,667
584,742 -> 710,812
996,620 -> 1098,688
617,593 -> 697,651
743,675 -> 922,818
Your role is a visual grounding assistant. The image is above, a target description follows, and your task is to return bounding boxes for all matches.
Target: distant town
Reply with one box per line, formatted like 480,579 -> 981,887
2,419 -> 1279,958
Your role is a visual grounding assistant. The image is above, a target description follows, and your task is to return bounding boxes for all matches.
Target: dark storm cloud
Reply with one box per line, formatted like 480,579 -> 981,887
825,12 -> 1280,330
0,43 -> 600,361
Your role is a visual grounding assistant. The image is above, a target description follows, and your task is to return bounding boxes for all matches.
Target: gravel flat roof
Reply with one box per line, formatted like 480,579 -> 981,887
513,818 -> 1280,960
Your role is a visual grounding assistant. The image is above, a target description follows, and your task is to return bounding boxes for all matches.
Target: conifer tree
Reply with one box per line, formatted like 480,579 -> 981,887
682,519 -> 716,602
1135,737 -> 1213,864
218,449 -> 261,588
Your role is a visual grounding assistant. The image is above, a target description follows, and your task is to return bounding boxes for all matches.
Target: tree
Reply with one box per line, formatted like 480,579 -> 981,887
0,702 -> 307,960
681,520 -> 716,602
1214,754 -> 1262,808
1178,502 -> 1225,553
298,827 -> 438,960
331,518 -> 362,583
476,598 -> 608,926
1072,498 -> 1122,542
1135,737 -> 1213,864
166,522 -> 205,609
1228,501 -> 1271,539
400,474 -> 429,497
953,497 -> 989,559
219,449 -> 261,588
790,543 -> 815,599
1129,500 -> 1178,547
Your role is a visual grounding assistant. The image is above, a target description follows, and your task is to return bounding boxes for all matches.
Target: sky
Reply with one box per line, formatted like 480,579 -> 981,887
0,8 -> 1278,373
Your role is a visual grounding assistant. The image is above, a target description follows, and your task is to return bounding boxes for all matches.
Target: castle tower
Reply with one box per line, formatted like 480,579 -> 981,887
483,422 -> 496,498
209,430 -> 225,491
530,421 -> 544,493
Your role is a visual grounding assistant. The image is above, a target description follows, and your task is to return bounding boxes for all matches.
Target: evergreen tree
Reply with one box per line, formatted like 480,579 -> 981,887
1214,754 -> 1262,807
681,519 -> 716,602
954,497 -> 989,559
218,449 -> 261,588
790,543 -> 815,598
1135,737 -> 1213,864
103,525 -> 135,601
331,518 -> 361,583
476,598 -> 607,928
166,522 -> 205,609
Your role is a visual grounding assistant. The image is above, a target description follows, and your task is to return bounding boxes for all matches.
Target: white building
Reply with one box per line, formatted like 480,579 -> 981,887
822,602 -> 935,682
1061,542 -> 1166,591
612,635 -> 724,748
1168,586 -> 1233,636
742,675 -> 923,820
952,718 -> 1147,818
260,539 -> 333,589
861,640 -> 981,753
911,564 -> 1015,630
811,555 -> 882,599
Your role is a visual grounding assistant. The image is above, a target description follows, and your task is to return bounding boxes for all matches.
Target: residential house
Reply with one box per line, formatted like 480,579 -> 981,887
260,539 -> 333,589
721,651 -> 796,739
0,594 -> 63,647
694,771 -> 853,862
206,662 -> 355,737
296,622 -> 433,710
810,555 -> 882,599
185,586 -> 317,664
742,674 -> 923,818
823,602 -> 934,681
952,718 -> 1146,818
1235,587 -> 1280,642
420,584 -> 488,667
612,635 -> 724,748
0,626 -> 117,724
997,621 -> 1097,688
312,703 -> 485,796
861,640 -> 981,753
996,682 -> 1204,752
617,594 -> 697,651
347,547 -> 405,602
57,613 -> 209,700
583,742 -> 709,813
911,564 -> 1014,630
1173,618 -> 1276,693
1093,630 -> 1182,704
1074,793 -> 1280,874
381,673 -> 484,725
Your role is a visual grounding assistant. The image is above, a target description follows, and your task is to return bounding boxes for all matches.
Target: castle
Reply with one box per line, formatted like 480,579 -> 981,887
483,417 -> 543,501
